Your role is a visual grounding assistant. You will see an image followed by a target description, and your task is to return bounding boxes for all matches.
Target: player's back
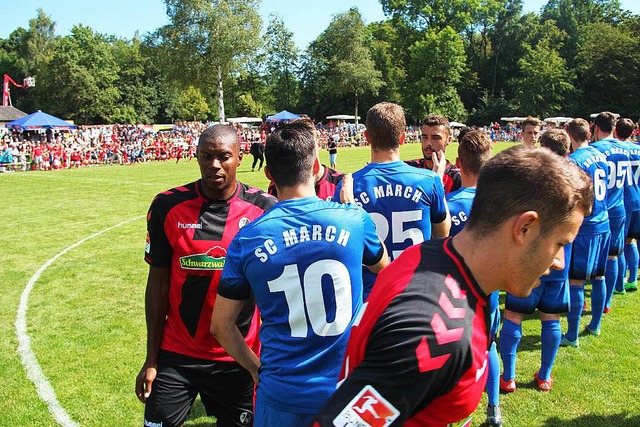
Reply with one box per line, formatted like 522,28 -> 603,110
620,140 -> 640,212
446,187 -> 476,237
591,138 -> 630,215
569,146 -> 610,233
227,196 -> 381,413
336,161 -> 448,296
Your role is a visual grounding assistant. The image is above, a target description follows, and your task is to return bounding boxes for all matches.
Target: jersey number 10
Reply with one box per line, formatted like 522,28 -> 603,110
268,260 -> 352,338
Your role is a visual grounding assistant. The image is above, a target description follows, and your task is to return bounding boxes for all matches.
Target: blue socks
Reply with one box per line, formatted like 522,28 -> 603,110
539,320 -> 561,380
604,257 -> 618,308
487,341 -> 500,405
499,319 -> 522,381
566,285 -> 585,342
625,241 -> 638,284
617,253 -> 626,293
589,277 -> 606,332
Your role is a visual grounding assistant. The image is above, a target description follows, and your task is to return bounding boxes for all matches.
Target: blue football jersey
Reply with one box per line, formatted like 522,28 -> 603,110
334,161 -> 448,297
620,140 -> 640,212
569,146 -> 610,234
591,138 -> 630,218
446,187 -> 476,237
218,196 -> 383,414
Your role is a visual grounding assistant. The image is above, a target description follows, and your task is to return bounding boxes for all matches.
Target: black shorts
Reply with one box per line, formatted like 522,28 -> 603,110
144,350 -> 254,427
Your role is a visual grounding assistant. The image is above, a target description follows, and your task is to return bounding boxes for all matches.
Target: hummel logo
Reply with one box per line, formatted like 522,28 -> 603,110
178,221 -> 202,229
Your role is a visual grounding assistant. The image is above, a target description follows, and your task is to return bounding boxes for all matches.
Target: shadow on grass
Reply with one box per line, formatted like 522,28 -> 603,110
540,413 -> 640,426
184,398 -> 217,427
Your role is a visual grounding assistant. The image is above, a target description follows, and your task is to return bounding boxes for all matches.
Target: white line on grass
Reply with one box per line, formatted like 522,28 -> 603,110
15,215 -> 145,427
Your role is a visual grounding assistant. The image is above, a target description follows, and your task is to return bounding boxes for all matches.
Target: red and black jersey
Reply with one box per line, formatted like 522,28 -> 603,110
145,180 -> 276,362
314,238 -> 490,427
268,165 -> 344,201
405,158 -> 461,194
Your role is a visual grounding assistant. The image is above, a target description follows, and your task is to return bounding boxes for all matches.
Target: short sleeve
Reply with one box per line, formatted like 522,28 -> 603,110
360,209 -> 384,266
145,197 -> 172,267
429,175 -> 448,224
218,234 -> 252,300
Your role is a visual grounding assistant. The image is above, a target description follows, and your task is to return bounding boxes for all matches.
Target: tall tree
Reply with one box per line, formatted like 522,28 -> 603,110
406,26 -> 467,121
263,15 -> 300,111
512,37 -> 575,117
157,0 -> 262,122
380,0 -> 482,32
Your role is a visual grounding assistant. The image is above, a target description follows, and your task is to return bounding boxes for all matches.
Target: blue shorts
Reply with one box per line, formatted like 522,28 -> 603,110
505,278 -> 570,314
254,394 -> 315,427
626,210 -> 640,239
569,231 -> 610,280
608,215 -> 626,256
329,153 -> 337,164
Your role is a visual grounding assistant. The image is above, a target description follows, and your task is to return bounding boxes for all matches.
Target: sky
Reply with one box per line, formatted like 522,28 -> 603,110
2,0 -> 640,50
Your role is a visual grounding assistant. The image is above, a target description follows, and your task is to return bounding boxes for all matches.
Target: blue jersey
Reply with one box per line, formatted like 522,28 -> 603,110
569,146 -> 610,234
620,140 -> 640,212
446,187 -> 476,237
334,161 -> 448,297
218,196 -> 383,414
591,138 -> 630,218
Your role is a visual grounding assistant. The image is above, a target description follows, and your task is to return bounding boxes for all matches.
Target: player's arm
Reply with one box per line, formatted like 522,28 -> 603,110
210,295 -> 260,384
339,173 -> 355,204
366,243 -> 389,273
431,175 -> 451,238
135,265 -> 170,403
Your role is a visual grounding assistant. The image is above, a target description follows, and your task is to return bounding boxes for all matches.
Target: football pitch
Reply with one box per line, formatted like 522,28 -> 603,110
2,142 -> 639,426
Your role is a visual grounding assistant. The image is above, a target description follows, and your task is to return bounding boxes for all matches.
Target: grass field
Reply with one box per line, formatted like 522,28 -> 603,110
2,141 -> 639,426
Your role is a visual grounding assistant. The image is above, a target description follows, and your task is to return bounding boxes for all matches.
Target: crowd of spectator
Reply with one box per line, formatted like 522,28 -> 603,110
1,119 -> 638,173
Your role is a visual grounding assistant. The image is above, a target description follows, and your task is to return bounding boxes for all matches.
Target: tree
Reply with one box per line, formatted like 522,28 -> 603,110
575,22 -> 640,117
512,38 -> 575,117
406,26 -> 467,121
263,15 -> 300,111
156,0 -> 262,122
178,86 -> 210,121
380,0 -> 482,33
37,25 -> 119,124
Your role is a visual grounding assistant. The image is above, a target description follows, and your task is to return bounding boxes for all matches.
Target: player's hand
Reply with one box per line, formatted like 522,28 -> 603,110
431,150 -> 447,178
340,174 -> 355,204
135,364 -> 157,404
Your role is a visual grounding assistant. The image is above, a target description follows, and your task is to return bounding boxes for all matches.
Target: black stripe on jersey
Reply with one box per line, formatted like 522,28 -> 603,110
236,182 -> 277,212
179,275 -> 212,338
194,202 -> 229,241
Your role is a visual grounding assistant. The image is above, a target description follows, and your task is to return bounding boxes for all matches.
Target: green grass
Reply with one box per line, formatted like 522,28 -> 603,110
1,141 -> 638,426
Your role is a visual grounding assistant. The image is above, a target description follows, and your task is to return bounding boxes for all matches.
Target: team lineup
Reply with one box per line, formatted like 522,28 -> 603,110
135,104 -> 637,426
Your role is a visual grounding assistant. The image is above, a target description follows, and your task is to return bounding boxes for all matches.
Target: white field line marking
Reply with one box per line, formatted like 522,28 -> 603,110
15,215 -> 145,427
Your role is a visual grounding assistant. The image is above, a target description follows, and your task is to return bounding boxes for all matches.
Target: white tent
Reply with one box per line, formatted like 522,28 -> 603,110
227,117 -> 263,124
544,117 -> 573,124
500,117 -> 527,123
326,114 -> 361,121
450,121 -> 466,128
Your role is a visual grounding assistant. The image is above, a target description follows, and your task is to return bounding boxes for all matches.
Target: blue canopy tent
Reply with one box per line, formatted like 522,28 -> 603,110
6,110 -> 75,130
266,110 -> 301,123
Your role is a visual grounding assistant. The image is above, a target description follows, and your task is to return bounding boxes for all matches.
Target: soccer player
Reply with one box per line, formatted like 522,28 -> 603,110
268,119 -> 344,201
590,112 -> 630,325
499,129 -> 573,395
210,122 -> 389,427
406,114 -> 462,194
135,125 -> 276,427
520,117 -> 542,149
616,118 -> 640,293
336,102 -> 450,298
445,130 -> 499,425
562,118 -> 611,347
313,146 -> 592,427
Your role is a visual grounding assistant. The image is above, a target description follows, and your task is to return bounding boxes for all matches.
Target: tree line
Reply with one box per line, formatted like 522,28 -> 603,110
1,0 -> 638,125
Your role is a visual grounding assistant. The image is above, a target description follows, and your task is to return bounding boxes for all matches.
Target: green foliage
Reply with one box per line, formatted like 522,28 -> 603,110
512,38 -> 575,117
156,0 -> 262,121
178,86 -> 210,121
380,0 -> 482,32
37,25 -> 120,124
406,26 -> 467,121
263,15 -> 300,111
